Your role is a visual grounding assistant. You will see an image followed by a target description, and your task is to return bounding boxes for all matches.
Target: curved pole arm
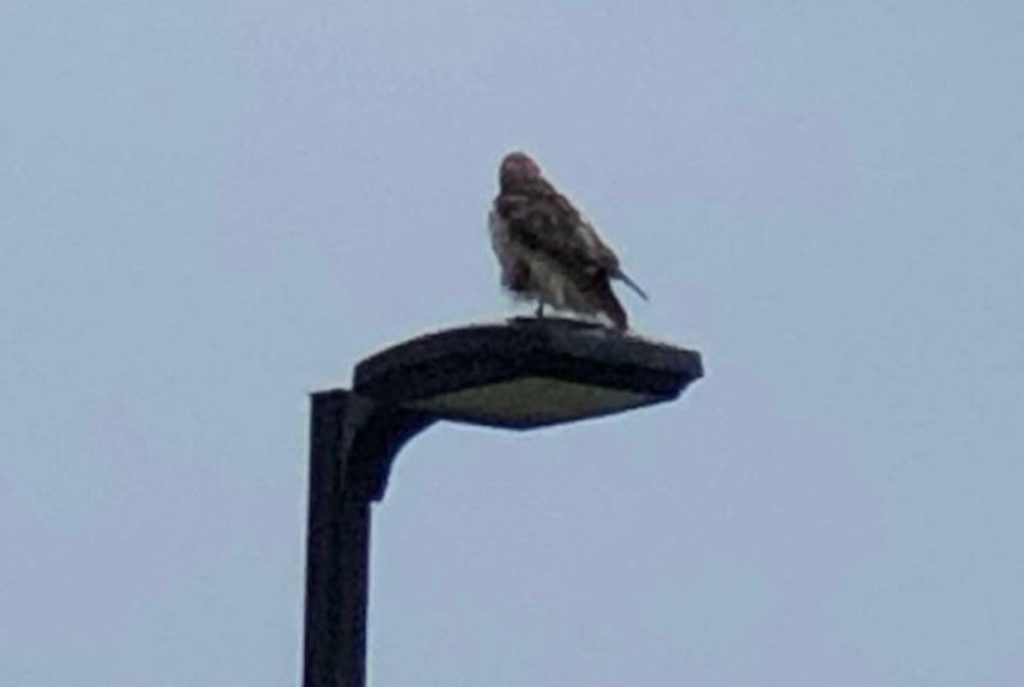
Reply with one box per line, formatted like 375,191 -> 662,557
303,389 -> 435,687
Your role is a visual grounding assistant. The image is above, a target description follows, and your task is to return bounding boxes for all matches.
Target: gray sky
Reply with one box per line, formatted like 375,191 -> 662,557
3,1 -> 1023,684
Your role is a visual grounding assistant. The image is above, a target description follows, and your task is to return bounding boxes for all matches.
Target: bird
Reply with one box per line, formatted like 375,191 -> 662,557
488,151 -> 647,331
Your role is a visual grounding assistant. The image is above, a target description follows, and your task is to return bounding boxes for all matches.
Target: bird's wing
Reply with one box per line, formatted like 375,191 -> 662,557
496,187 -> 619,280
572,209 -> 647,300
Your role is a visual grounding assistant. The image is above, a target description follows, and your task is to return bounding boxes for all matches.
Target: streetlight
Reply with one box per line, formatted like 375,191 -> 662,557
302,317 -> 703,687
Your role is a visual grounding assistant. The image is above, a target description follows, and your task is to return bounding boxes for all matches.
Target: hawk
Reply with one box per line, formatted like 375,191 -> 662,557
488,151 -> 647,331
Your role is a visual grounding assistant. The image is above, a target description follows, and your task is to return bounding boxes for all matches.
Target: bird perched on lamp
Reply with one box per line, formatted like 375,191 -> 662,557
488,151 -> 647,331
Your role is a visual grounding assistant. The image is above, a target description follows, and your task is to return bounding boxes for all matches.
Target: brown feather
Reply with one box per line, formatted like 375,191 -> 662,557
587,277 -> 628,330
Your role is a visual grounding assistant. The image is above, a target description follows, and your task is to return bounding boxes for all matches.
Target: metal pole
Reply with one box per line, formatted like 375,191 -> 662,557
303,390 -> 433,687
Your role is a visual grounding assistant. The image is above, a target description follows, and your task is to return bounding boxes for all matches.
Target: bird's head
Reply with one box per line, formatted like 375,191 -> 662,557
499,151 -> 542,190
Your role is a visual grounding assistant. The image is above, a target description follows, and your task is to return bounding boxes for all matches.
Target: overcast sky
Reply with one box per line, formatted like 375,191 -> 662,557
3,1 -> 1023,685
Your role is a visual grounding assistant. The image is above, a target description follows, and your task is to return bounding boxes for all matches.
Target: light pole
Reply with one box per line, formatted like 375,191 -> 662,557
302,318 -> 703,687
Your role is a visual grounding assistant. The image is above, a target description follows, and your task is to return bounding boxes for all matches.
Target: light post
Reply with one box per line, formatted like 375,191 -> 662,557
302,318 -> 703,687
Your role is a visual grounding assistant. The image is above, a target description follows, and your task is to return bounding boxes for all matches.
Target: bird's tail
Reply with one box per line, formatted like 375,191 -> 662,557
591,280 -> 629,331
615,270 -> 648,301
